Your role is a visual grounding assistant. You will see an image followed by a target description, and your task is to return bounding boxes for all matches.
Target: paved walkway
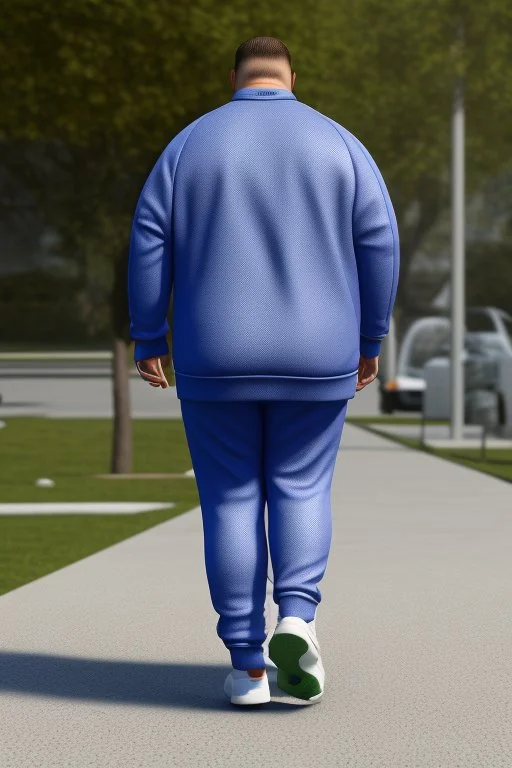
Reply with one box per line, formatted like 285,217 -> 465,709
1,423 -> 511,767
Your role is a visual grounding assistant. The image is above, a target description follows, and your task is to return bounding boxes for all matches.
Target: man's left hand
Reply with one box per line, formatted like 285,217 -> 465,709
136,355 -> 171,388
355,354 -> 379,392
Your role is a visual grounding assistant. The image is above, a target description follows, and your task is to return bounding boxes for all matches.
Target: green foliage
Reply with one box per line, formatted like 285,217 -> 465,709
467,240 -> 512,316
1,0 -> 512,332
0,270 -> 106,343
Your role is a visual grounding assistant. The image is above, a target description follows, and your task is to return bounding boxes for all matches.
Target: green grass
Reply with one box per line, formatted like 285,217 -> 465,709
0,418 -> 199,596
353,422 -> 512,484
432,447 -> 512,483
347,416 -> 449,426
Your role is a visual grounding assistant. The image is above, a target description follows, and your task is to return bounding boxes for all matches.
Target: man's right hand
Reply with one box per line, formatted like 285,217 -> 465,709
356,355 -> 379,391
136,355 -> 171,388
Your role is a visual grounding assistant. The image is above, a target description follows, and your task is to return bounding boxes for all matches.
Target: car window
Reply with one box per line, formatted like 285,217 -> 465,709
409,325 -> 451,369
466,311 -> 496,332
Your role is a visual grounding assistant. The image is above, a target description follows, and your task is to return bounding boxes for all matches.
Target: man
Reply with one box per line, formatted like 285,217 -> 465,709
128,36 -> 399,706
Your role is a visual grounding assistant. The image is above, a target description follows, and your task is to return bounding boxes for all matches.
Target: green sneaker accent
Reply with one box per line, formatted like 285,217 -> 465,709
268,633 -> 322,700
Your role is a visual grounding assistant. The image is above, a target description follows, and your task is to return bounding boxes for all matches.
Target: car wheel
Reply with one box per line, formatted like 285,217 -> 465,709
498,392 -> 506,426
380,390 -> 395,414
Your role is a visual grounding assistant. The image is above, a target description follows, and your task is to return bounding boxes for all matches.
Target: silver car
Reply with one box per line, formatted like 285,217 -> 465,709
379,306 -> 512,414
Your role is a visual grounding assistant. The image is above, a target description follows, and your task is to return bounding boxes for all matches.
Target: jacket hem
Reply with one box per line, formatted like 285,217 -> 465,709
174,371 -> 358,401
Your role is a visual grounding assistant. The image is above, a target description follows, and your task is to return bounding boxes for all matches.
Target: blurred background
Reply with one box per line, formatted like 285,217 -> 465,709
2,1 -> 511,347
0,1 -> 511,483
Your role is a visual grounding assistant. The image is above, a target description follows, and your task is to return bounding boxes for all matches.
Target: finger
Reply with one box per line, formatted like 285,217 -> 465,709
145,371 -> 164,387
141,371 -> 162,384
156,357 -> 169,389
141,373 -> 160,385
136,361 -> 162,383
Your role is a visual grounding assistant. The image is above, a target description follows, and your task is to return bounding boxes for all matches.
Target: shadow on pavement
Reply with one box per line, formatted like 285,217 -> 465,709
0,652 -> 309,712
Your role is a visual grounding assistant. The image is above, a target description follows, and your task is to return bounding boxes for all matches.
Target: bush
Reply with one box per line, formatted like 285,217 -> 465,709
0,270 -> 111,344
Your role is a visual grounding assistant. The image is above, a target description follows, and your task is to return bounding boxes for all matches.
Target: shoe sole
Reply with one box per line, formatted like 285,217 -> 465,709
268,632 -> 323,701
230,691 -> 271,705
224,675 -> 271,705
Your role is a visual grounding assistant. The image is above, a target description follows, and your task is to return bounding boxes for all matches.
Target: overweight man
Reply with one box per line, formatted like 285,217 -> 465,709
128,36 -> 400,706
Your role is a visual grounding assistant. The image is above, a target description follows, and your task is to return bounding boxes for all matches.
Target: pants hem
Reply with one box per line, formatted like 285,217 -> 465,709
228,645 -> 266,670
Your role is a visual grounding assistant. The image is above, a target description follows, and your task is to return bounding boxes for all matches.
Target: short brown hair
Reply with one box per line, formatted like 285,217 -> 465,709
234,36 -> 293,79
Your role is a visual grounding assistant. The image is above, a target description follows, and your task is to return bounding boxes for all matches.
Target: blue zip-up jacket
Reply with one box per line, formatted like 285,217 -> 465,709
128,87 -> 400,401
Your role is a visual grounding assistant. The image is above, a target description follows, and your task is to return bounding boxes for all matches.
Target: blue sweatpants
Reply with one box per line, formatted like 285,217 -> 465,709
179,399 -> 348,671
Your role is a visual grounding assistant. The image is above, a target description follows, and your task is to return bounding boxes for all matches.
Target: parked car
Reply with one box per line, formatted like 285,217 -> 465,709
378,307 -> 512,414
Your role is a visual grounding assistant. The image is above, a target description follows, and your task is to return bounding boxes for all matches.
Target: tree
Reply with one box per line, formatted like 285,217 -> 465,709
307,0 -> 512,337
1,0 -> 512,466
0,0 -> 221,472
466,240 -> 512,315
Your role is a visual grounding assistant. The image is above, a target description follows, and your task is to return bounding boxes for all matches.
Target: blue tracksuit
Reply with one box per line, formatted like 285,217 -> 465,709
128,87 -> 399,669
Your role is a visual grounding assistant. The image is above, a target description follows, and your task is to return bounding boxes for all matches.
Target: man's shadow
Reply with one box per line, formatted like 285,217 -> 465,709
0,652 -> 310,711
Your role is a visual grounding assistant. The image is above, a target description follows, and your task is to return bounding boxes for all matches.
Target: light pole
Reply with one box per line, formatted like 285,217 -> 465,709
387,315 -> 397,383
450,23 -> 466,441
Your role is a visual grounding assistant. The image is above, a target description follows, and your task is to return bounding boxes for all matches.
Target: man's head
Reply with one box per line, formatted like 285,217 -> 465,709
230,36 -> 296,93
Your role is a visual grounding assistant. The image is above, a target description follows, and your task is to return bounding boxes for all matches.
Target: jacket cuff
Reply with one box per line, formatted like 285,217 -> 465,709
133,336 -> 169,363
360,336 -> 382,358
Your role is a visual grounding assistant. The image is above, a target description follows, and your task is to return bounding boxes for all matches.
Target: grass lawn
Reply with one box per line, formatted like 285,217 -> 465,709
351,421 -> 512,484
347,415 -> 449,426
0,418 -> 199,596
433,447 -> 512,482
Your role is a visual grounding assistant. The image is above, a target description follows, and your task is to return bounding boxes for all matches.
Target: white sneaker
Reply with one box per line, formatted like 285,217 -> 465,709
268,616 -> 325,702
223,668 -> 271,705
263,651 -> 278,684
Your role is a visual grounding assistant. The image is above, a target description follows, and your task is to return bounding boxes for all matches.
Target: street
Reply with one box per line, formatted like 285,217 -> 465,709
0,360 -> 380,419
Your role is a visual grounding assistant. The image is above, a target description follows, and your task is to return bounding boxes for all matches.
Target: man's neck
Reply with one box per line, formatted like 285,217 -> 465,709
237,81 -> 290,92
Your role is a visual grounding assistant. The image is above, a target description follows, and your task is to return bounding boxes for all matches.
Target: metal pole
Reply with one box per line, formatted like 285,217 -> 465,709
451,67 -> 465,440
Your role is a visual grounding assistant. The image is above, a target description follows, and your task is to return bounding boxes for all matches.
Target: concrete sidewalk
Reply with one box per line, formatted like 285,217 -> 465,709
1,424 -> 511,767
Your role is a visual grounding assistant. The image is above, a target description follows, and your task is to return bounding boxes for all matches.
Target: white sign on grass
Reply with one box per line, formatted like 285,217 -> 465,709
0,502 -> 175,516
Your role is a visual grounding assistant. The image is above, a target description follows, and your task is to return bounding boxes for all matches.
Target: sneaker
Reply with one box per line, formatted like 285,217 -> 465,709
268,616 -> 325,702
223,668 -> 271,705
263,651 -> 278,684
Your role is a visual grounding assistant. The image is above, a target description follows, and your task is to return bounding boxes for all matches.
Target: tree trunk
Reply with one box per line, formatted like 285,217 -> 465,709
110,250 -> 133,474
111,335 -> 132,474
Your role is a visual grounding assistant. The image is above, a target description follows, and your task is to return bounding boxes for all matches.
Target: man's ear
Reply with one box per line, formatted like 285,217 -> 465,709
229,68 -> 236,90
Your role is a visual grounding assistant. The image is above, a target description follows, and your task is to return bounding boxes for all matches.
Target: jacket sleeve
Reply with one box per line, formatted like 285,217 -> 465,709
341,129 -> 400,359
128,144 -> 175,362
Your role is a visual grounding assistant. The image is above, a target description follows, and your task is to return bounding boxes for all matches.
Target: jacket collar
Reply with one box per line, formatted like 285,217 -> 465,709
231,87 -> 297,101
